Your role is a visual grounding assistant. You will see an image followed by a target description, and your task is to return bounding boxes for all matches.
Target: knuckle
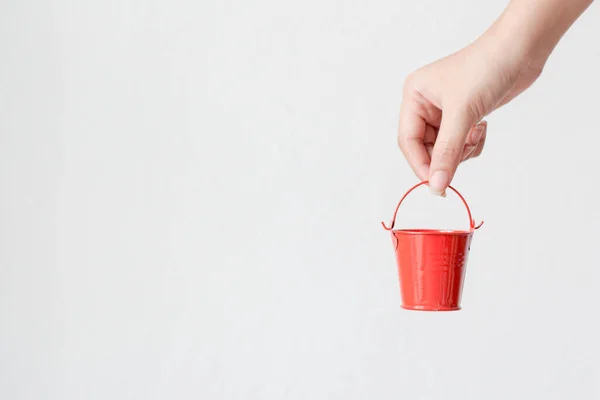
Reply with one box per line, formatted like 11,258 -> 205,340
433,140 -> 461,160
527,65 -> 544,81
397,134 -> 408,154
402,71 -> 420,94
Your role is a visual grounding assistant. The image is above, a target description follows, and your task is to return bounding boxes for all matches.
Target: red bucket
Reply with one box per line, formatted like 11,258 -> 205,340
382,181 -> 483,311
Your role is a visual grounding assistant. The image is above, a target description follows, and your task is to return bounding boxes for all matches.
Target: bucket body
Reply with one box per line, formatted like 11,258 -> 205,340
382,181 -> 482,311
391,230 -> 472,311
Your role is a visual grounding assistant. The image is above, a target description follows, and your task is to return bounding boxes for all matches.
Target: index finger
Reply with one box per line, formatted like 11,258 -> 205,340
397,99 -> 433,181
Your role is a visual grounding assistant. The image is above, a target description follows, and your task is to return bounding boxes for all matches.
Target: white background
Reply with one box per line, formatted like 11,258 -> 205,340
1,1 -> 599,399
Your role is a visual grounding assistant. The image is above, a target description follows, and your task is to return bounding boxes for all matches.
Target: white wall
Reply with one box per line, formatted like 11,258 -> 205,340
1,1 -> 599,399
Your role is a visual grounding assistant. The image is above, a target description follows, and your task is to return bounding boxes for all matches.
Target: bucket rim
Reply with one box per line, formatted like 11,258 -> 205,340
390,228 -> 473,236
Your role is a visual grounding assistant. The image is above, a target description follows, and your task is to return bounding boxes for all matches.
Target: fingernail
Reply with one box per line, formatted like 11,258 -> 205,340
472,123 -> 485,143
429,171 -> 449,195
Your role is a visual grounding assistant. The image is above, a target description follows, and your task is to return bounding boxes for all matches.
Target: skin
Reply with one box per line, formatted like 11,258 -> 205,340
398,0 -> 594,195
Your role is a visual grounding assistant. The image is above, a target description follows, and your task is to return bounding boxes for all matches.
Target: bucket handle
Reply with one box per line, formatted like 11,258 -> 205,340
381,181 -> 483,232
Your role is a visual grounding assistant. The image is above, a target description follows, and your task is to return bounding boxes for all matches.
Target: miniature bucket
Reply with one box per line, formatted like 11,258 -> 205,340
381,181 -> 483,311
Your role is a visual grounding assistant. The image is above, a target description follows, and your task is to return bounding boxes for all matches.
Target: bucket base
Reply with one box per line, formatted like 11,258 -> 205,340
401,305 -> 461,312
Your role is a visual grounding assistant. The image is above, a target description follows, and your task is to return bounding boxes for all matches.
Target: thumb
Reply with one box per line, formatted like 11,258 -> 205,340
428,110 -> 475,195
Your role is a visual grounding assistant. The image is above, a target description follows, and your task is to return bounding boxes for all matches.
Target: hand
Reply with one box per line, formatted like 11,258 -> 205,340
397,0 -> 593,195
398,38 -> 541,195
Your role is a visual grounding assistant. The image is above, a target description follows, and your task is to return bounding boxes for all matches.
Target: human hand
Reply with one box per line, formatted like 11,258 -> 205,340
398,38 -> 541,195
397,0 -> 593,195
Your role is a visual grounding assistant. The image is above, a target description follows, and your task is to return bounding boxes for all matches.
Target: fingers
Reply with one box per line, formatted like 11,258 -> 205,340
424,124 -> 437,160
469,129 -> 486,159
428,111 -> 476,195
397,84 -> 444,181
399,103 -> 487,189
461,121 -> 487,161
398,82 -> 486,191
397,101 -> 432,181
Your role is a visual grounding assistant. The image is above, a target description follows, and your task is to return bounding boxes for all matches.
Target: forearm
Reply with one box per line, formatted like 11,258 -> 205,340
484,0 -> 593,69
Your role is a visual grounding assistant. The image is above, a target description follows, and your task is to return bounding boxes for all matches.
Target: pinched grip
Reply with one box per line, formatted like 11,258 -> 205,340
381,181 -> 483,232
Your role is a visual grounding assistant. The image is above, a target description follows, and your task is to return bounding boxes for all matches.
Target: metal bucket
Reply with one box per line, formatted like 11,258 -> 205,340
382,181 -> 483,311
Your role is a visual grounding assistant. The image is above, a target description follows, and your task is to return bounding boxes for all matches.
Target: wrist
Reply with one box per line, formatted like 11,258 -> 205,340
479,0 -> 593,74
